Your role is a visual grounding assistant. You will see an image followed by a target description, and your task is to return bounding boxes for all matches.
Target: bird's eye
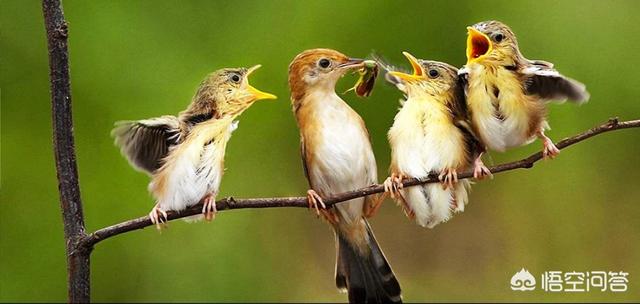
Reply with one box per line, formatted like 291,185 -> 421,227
230,73 -> 241,83
493,33 -> 504,43
428,69 -> 439,78
318,58 -> 331,69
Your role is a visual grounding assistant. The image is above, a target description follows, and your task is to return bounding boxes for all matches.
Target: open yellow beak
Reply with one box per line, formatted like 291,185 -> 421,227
246,65 -> 277,101
388,51 -> 425,82
466,27 -> 492,64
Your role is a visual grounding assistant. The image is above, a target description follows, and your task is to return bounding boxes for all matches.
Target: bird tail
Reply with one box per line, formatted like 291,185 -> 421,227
401,181 -> 470,228
335,220 -> 402,303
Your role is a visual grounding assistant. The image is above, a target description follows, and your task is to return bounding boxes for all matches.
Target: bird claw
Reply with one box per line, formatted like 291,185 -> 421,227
306,189 -> 326,216
383,173 -> 404,198
542,139 -> 560,159
438,168 -> 458,189
202,193 -> 218,222
538,131 -> 560,159
473,157 -> 492,180
149,204 -> 168,230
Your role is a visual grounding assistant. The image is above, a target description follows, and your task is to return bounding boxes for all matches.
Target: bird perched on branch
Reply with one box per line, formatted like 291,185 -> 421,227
289,48 -> 401,303
461,20 -> 589,175
383,52 -> 483,228
112,66 -> 276,228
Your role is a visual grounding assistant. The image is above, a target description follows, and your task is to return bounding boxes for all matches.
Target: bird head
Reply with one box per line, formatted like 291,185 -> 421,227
191,65 -> 276,118
288,48 -> 366,102
386,52 -> 460,99
466,20 -> 522,66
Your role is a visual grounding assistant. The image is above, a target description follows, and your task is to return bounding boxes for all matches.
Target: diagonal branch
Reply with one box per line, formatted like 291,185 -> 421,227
83,117 -> 640,247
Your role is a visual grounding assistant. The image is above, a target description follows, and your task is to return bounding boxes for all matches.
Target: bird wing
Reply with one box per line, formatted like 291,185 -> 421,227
112,115 -> 183,175
452,75 -> 485,155
299,136 -> 313,188
457,66 -> 473,103
521,62 -> 590,104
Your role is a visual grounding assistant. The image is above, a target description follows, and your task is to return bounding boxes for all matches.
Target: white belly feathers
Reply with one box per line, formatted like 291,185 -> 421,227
466,64 -> 535,151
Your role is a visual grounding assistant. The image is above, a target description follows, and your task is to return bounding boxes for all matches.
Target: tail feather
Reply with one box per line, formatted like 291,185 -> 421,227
336,220 -> 402,303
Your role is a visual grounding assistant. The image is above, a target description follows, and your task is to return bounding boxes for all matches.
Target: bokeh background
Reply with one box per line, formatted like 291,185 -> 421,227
2,0 -> 639,302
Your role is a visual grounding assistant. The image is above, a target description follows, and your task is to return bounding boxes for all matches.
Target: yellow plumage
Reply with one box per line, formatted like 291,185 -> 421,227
385,53 -> 478,228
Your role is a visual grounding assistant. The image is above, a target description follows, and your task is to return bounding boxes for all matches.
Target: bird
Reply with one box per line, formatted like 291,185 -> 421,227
112,65 -> 276,228
383,51 -> 483,228
461,20 -> 590,177
288,48 -> 402,303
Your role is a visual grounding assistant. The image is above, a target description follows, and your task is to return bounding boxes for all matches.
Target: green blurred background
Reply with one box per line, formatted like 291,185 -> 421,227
1,0 -> 639,302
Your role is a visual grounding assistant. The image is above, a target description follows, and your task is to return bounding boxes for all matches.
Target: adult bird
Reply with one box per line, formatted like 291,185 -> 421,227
462,20 -> 589,177
289,48 -> 402,303
384,52 -> 483,228
113,66 -> 276,228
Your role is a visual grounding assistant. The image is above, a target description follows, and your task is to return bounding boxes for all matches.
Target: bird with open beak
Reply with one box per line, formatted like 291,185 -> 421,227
383,52 -> 483,228
461,20 -> 589,176
112,66 -> 276,228
289,48 -> 402,303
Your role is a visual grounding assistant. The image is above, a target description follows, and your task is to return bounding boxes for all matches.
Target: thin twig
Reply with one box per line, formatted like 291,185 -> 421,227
84,117 -> 640,247
43,0 -> 91,302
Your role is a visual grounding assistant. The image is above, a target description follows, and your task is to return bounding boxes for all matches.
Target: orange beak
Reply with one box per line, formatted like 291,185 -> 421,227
466,27 -> 492,64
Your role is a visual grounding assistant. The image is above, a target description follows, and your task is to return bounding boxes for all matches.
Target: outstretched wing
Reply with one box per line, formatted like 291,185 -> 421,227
112,115 -> 183,175
522,62 -> 590,104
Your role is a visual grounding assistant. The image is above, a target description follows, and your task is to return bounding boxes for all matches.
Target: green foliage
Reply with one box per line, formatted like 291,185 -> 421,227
1,0 -> 639,302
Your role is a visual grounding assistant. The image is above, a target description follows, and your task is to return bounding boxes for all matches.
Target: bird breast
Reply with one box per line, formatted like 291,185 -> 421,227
466,64 -> 541,151
297,92 -> 376,223
149,118 -> 234,211
389,98 -> 466,177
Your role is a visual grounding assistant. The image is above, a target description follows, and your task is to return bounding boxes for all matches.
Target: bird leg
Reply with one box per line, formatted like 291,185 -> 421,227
383,172 -> 404,199
202,193 -> 217,221
438,168 -> 458,189
306,189 -> 327,214
149,203 -> 168,230
306,190 -> 338,225
383,173 -> 414,219
538,130 -> 560,159
473,153 -> 492,179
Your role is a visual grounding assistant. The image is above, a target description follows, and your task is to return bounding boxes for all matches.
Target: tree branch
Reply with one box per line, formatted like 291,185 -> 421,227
43,0 -> 91,302
84,117 -> 640,247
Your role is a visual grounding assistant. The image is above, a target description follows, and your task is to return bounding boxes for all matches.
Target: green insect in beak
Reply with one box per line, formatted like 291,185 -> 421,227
345,60 -> 379,97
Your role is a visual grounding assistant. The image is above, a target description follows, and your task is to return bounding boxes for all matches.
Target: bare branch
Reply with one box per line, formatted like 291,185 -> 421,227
84,117 -> 640,247
43,0 -> 91,302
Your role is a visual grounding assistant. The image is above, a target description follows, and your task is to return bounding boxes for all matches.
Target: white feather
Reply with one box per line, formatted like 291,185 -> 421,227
149,118 -> 236,214
388,95 -> 470,228
465,64 -> 540,151
305,90 -> 376,225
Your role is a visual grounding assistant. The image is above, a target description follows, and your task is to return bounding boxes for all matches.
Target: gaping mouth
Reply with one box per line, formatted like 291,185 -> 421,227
466,27 -> 492,63
245,65 -> 277,101
387,51 -> 424,82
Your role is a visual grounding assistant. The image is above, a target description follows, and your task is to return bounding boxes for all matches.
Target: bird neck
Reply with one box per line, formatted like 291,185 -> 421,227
293,87 -> 354,130
292,86 -> 344,114
406,92 -> 448,107
188,115 -> 236,146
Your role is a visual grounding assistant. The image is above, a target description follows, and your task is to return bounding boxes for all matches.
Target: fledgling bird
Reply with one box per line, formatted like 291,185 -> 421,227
112,66 -> 276,228
461,20 -> 589,175
289,48 -> 402,303
383,52 -> 483,228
